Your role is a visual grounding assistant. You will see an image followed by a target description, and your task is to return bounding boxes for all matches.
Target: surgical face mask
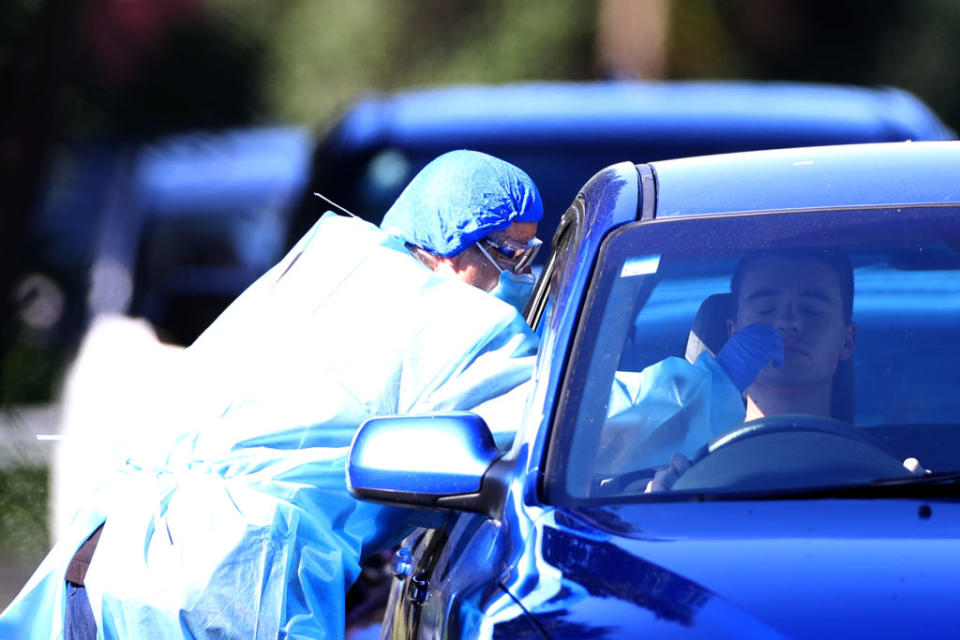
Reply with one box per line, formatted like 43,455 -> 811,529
489,270 -> 536,314
478,242 -> 536,313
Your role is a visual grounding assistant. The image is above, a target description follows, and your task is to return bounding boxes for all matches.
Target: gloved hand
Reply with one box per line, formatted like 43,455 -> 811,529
715,323 -> 785,392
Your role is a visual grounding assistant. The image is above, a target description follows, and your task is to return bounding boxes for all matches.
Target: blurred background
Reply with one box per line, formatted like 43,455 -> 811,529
2,0 -> 959,610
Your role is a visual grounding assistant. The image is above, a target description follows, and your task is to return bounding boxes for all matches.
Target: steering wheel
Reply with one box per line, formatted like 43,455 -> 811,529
668,414 -> 911,491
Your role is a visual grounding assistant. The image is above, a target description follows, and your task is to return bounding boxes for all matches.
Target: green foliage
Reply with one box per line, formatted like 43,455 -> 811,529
202,0 -> 960,133
873,0 -> 960,131
0,466 -> 49,563
669,0 -> 960,131
209,0 -> 597,128
66,12 -> 266,138
670,0 -> 750,79
0,0 -> 36,69
0,334 -> 65,405
13,0 -> 952,137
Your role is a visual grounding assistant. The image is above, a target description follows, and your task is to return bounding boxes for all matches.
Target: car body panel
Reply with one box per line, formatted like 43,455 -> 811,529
653,141 -> 960,217
519,162 -> 641,468
329,81 -> 953,151
510,499 -> 960,638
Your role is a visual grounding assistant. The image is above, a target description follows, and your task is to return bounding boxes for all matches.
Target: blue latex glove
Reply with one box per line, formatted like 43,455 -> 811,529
715,323 -> 785,392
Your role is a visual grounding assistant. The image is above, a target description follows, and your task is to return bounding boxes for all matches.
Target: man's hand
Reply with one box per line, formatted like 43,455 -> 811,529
644,453 -> 692,493
716,323 -> 785,392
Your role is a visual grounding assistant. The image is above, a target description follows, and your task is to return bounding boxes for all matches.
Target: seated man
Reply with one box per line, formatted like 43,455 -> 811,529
600,248 -> 873,490
604,247 -> 926,492
647,248 -> 858,490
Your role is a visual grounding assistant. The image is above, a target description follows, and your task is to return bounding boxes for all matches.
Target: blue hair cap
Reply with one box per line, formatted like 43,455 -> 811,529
380,150 -> 543,257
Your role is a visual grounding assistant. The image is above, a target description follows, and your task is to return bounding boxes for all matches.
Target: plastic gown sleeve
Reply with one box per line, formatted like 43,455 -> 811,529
597,353 -> 746,473
0,213 -> 538,640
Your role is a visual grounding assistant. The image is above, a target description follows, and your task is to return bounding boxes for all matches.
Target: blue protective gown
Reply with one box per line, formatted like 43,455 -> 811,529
600,353 -> 747,473
1,212 -> 538,639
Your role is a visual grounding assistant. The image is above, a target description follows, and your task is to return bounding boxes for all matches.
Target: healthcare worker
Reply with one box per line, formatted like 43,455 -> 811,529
1,150 -> 543,639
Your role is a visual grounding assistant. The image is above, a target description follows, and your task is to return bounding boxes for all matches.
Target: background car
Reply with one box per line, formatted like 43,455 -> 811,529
290,79 -> 955,262
27,127 -> 313,346
347,140 -> 960,638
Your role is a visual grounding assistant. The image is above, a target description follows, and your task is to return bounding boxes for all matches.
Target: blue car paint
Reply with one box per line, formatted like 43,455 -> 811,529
521,162 -> 641,475
653,141 -> 960,218
331,82 -> 953,152
355,141 -> 960,638
497,498 -> 960,638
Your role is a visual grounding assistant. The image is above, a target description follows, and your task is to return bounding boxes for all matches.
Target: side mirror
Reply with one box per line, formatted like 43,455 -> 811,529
347,412 -> 507,517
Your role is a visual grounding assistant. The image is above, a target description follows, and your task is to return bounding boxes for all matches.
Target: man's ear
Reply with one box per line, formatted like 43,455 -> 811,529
839,322 -> 857,361
726,317 -> 736,338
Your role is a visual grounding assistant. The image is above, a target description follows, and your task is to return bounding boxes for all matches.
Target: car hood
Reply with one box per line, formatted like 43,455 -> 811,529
504,498 -> 960,638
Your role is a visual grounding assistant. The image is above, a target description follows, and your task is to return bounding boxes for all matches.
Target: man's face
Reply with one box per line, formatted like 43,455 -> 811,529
728,256 -> 856,391
454,221 -> 539,292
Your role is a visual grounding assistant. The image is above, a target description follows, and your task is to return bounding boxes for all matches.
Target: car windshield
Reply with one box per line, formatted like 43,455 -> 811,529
547,206 -> 960,503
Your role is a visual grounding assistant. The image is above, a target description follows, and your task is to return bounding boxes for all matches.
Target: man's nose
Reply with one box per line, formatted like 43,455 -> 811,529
774,304 -> 801,334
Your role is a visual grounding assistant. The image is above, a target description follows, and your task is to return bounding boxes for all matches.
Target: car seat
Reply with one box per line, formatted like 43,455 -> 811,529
684,293 -> 854,422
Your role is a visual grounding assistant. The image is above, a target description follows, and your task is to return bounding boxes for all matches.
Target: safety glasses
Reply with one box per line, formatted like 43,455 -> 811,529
478,232 -> 542,273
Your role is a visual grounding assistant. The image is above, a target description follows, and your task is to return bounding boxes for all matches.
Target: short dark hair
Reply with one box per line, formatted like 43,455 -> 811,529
730,248 -> 854,323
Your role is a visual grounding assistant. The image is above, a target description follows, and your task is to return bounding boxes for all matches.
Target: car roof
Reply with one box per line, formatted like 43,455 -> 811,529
137,126 -> 312,215
649,140 -> 960,218
326,80 -> 954,152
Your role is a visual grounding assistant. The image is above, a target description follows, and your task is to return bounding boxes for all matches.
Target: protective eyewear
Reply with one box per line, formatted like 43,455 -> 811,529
478,233 -> 542,273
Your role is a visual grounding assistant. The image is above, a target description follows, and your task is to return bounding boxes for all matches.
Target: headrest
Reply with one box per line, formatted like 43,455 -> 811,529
685,294 -> 732,363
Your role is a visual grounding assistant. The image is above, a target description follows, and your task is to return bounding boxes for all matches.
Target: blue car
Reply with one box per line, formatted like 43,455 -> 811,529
27,127 -> 312,344
347,140 -> 960,638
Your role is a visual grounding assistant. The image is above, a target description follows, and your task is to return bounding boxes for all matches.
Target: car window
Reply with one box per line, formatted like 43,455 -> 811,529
545,206 -> 960,503
527,194 -> 585,331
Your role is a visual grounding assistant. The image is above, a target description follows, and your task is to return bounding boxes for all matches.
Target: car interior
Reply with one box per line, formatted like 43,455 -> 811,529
545,210 -> 960,503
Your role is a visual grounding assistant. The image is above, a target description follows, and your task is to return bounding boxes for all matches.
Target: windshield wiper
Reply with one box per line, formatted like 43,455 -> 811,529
653,472 -> 960,503
762,472 -> 960,500
587,472 -> 960,506
871,470 -> 960,487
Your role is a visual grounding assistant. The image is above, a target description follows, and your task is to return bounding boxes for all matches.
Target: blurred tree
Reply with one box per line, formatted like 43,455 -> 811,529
0,0 -> 262,402
873,0 -> 960,130
209,0 -> 597,129
597,0 -> 670,79
0,0 -> 81,399
669,0 -> 959,130
68,0 -> 263,138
